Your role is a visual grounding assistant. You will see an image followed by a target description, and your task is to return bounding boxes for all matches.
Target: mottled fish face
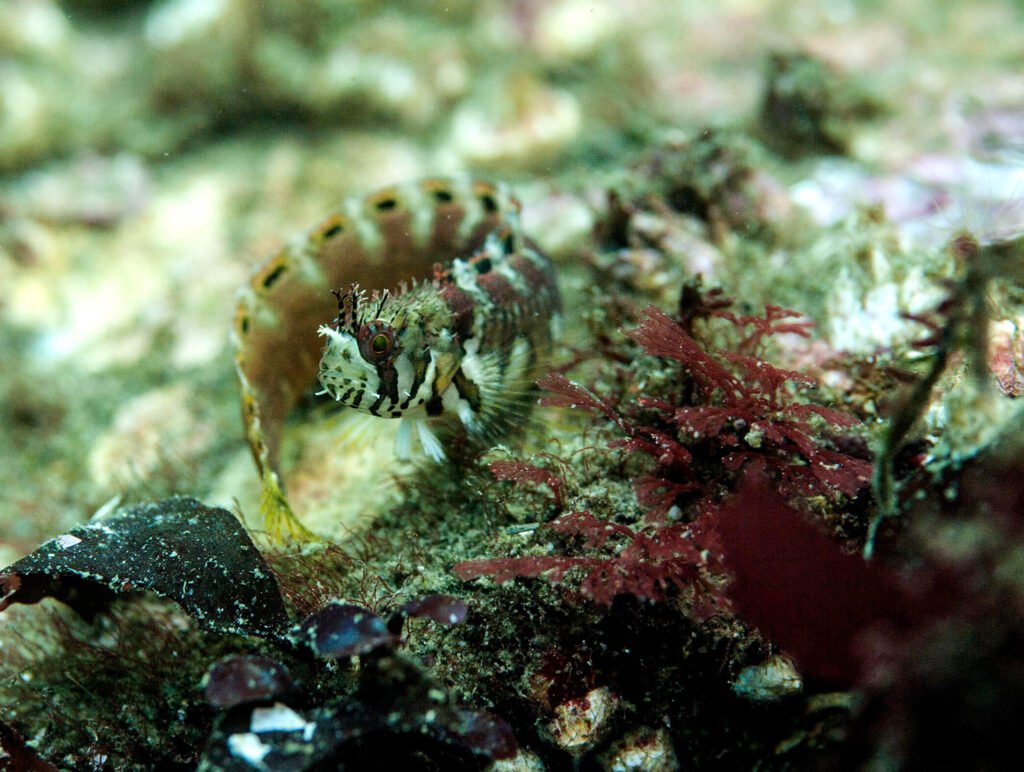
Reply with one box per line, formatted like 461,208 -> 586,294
317,290 -> 439,418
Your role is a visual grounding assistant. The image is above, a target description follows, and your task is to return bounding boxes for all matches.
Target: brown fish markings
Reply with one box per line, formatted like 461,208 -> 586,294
232,179 -> 560,538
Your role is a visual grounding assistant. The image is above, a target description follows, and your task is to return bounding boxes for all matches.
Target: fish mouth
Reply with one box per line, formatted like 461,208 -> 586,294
316,370 -> 381,409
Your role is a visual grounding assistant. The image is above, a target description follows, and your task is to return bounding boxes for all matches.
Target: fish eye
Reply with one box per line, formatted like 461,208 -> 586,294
358,322 -> 396,362
371,333 -> 390,355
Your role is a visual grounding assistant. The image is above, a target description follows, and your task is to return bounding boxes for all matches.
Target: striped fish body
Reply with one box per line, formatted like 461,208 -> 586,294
232,179 -> 559,536
318,228 -> 560,461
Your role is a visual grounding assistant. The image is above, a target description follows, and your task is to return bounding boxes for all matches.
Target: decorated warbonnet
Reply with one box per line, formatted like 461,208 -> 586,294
232,179 -> 560,536
318,225 -> 561,461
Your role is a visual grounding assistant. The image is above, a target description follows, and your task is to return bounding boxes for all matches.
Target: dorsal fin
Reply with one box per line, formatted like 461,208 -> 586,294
231,179 -> 520,538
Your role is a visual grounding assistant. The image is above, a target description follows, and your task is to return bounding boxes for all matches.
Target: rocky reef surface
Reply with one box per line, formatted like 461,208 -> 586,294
3,0 -> 1024,768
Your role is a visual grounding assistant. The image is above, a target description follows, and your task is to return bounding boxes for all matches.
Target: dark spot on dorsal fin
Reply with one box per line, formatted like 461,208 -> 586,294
261,264 -> 286,289
479,193 -> 498,213
316,215 -> 348,241
500,230 -> 516,255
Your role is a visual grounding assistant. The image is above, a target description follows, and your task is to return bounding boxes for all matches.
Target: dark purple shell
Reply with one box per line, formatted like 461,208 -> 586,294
296,602 -> 396,658
203,655 -> 295,709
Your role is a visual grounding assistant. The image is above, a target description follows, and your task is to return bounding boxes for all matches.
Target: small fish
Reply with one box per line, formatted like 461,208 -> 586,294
318,227 -> 560,462
232,179 -> 559,538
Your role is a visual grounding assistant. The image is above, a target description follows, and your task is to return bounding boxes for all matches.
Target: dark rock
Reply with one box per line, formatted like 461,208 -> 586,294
0,497 -> 290,639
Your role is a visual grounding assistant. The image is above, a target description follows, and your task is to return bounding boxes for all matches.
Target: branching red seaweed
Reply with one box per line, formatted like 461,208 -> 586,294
546,303 -> 871,517
455,509 -> 723,613
489,459 -> 566,511
459,292 -> 871,610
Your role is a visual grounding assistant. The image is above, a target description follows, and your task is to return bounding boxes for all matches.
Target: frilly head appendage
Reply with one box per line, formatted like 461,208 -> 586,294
329,284 -> 394,335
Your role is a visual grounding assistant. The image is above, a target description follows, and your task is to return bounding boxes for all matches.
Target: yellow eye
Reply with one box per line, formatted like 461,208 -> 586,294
371,333 -> 391,355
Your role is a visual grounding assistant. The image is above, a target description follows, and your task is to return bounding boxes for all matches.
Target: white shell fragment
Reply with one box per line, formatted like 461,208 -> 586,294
546,686 -> 618,755
249,703 -> 316,741
732,654 -> 803,702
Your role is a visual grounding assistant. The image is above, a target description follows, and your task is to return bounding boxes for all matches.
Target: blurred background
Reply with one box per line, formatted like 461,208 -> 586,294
1,0 -> 1022,554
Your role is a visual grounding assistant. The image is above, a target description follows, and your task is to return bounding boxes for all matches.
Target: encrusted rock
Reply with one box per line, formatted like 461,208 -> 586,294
89,383 -> 215,491
489,747 -> 547,771
733,655 -> 803,702
602,727 -> 679,772
545,686 -> 618,755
